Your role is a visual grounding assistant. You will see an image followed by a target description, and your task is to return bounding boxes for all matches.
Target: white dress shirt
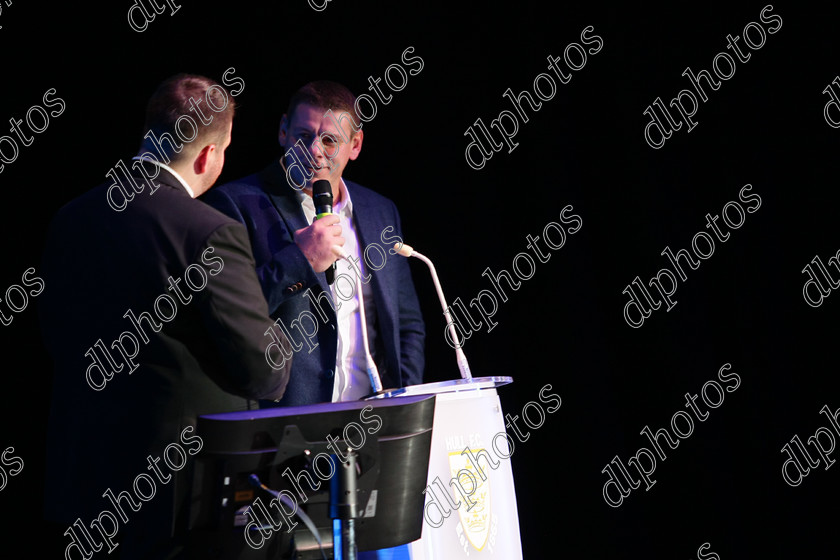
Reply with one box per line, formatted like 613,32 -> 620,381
297,180 -> 378,401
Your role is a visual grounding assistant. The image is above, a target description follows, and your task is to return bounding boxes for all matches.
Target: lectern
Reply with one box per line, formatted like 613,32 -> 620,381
377,242 -> 525,558
376,377 -> 524,559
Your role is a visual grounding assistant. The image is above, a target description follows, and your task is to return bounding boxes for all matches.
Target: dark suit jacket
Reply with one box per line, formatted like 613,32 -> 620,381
201,160 -> 425,406
39,163 -> 291,558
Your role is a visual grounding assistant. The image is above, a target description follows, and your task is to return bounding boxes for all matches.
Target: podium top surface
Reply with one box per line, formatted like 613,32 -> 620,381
372,376 -> 514,399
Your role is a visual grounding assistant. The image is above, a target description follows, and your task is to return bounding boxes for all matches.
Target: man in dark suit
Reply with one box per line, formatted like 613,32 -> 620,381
40,74 -> 292,559
202,80 -> 425,407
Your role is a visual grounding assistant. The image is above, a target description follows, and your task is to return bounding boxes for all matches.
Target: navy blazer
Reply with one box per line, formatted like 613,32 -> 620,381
202,161 -> 425,405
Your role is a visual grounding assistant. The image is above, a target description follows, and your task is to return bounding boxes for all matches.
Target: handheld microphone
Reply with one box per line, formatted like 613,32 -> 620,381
312,179 -> 336,284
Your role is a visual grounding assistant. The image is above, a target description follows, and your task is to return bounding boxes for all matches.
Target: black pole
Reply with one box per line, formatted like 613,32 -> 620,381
330,450 -> 359,560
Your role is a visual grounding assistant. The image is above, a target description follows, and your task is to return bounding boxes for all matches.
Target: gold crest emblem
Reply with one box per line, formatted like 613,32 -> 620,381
448,449 -> 491,551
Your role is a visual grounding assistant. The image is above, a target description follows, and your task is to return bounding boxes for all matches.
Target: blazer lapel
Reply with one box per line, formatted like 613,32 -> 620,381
261,160 -> 310,233
261,160 -> 332,296
350,186 -> 397,328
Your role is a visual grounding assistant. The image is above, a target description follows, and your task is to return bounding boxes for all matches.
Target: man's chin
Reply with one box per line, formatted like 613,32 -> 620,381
284,164 -> 336,191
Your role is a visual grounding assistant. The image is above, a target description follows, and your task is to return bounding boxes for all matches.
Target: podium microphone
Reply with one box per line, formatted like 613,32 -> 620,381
312,179 -> 336,284
394,242 -> 473,380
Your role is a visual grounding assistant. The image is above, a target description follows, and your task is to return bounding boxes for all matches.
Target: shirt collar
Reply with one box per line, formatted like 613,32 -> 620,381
297,179 -> 352,216
282,158 -> 352,215
131,156 -> 195,198
335,179 -> 352,214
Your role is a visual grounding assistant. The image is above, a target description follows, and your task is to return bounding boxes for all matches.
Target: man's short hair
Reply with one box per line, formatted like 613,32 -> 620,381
143,73 -> 235,162
286,80 -> 360,135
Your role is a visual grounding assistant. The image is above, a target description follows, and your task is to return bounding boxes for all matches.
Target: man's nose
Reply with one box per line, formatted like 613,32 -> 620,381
306,137 -> 326,160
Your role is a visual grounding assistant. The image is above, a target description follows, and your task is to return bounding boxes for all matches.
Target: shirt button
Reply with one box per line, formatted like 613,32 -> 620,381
325,369 -> 334,379
330,324 -> 336,331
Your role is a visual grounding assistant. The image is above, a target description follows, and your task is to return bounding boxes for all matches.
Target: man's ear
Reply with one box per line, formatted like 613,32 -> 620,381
348,129 -> 363,161
278,114 -> 290,146
194,143 -> 216,175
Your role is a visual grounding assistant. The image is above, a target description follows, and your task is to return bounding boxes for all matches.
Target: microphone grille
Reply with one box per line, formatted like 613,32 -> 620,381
312,179 -> 332,205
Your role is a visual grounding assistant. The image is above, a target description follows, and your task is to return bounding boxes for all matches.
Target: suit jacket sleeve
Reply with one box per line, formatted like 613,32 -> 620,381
202,187 -> 320,316
196,222 -> 292,400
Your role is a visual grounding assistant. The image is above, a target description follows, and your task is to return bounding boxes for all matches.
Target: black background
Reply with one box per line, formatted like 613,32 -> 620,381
2,1 -> 838,557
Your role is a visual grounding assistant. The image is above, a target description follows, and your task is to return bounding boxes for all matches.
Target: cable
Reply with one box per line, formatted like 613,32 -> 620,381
248,473 -> 329,560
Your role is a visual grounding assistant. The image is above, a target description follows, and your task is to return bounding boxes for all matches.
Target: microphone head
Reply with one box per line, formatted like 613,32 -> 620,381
394,242 -> 414,257
312,179 -> 332,203
312,179 -> 333,206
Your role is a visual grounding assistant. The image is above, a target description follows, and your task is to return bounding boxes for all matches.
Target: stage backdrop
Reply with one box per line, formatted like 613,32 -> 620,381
1,1 -> 838,558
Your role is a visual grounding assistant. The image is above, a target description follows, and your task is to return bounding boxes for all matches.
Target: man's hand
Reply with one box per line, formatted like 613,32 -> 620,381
294,215 -> 345,273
